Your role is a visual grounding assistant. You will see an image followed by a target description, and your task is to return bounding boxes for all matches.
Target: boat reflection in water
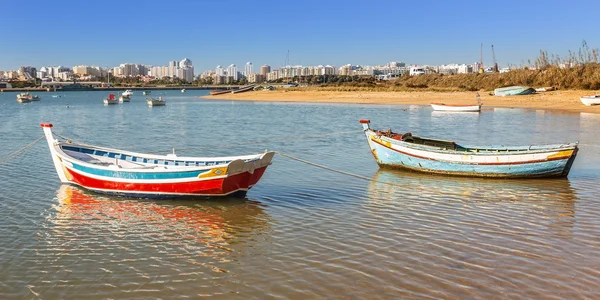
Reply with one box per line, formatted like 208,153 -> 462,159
366,169 -> 577,234
54,185 -> 271,252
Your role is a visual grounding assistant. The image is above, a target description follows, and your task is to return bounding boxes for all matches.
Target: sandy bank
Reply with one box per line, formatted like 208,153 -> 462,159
201,90 -> 600,114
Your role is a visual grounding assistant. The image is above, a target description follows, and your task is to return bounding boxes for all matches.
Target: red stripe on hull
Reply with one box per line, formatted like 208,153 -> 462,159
65,166 -> 269,195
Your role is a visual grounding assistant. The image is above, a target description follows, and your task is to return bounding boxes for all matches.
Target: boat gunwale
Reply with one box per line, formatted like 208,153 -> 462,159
368,129 -> 578,156
53,141 -> 268,174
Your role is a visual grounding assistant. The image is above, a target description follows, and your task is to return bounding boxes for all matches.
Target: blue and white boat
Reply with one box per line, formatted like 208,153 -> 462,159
359,120 -> 578,178
494,86 -> 536,96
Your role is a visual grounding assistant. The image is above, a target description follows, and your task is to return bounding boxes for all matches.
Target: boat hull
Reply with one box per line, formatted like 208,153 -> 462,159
580,96 -> 600,106
61,162 -> 269,198
360,121 -> 578,178
431,103 -> 481,112
494,86 -> 536,96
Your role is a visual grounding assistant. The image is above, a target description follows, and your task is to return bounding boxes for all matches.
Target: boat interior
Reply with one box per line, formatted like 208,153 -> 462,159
60,144 -> 253,169
373,129 -> 571,153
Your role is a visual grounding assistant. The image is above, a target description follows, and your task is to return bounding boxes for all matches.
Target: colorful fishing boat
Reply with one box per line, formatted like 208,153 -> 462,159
359,119 -> 578,178
580,95 -> 600,106
40,123 -> 275,198
104,93 -> 118,105
147,97 -> 166,106
430,103 -> 481,112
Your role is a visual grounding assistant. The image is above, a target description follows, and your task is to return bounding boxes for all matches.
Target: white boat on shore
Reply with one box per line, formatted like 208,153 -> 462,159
431,103 -> 482,112
147,97 -> 166,106
580,95 -> 600,106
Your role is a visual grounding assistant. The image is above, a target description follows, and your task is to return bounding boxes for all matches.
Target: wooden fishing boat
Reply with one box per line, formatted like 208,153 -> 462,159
359,119 -> 578,178
232,85 -> 254,94
431,103 -> 481,112
104,93 -> 118,105
147,97 -> 166,106
210,89 -> 231,95
580,95 -> 600,106
119,95 -> 130,103
16,92 -> 33,103
40,123 -> 275,198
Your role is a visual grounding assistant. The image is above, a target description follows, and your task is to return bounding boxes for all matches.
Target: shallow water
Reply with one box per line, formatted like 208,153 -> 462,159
1,90 -> 599,299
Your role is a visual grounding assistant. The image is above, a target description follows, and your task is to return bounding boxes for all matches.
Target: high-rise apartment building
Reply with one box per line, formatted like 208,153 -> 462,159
260,65 -> 271,76
245,62 -> 253,76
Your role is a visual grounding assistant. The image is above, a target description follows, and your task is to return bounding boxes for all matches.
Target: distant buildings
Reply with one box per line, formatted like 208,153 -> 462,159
147,58 -> 194,82
260,65 -> 271,76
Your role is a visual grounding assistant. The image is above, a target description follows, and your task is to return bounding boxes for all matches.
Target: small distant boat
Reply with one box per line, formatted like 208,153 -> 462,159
181,89 -> 186,93
52,95 -> 61,98
431,103 -> 481,112
122,89 -> 134,97
119,95 -> 130,103
231,85 -> 255,94
16,92 -> 33,103
580,95 -> 600,106
143,90 -> 151,95
104,94 -> 118,105
494,86 -> 536,96
147,97 -> 166,107
359,119 -> 578,178
210,89 -> 231,95
32,95 -> 41,101
40,123 -> 275,198
534,86 -> 556,92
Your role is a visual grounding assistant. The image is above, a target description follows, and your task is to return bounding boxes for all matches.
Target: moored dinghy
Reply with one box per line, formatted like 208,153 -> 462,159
147,96 -> 166,106
40,123 -> 275,198
104,93 -> 118,105
359,120 -> 578,178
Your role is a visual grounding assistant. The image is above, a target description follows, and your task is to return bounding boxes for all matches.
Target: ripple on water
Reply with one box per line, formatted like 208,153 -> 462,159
1,94 -> 600,298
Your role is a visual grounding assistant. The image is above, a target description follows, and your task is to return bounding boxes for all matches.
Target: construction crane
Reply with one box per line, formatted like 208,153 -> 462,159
491,45 -> 499,72
478,43 -> 484,74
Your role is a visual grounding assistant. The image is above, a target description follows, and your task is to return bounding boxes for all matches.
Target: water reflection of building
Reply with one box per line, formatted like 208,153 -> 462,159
365,169 -> 577,235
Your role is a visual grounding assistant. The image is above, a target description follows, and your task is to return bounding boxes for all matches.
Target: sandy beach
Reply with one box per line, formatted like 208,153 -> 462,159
201,89 -> 600,114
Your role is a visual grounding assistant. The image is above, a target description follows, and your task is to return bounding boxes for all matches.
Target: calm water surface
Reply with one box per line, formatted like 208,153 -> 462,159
0,90 -> 599,299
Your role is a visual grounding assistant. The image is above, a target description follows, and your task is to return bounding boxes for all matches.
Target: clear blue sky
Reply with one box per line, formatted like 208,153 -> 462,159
2,0 -> 599,72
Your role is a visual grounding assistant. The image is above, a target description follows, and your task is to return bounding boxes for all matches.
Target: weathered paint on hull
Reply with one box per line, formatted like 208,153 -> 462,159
365,135 -> 577,179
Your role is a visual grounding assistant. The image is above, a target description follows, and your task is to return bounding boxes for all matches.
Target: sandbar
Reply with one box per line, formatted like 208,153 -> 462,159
201,89 -> 600,114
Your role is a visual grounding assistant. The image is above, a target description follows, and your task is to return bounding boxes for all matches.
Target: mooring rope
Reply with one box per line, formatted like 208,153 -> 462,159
169,130 -> 365,152
275,151 -> 431,191
55,130 -> 365,153
0,135 -> 46,166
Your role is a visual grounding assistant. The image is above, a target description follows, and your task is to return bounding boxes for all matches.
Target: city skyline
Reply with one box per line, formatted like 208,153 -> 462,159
1,0 -> 599,70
